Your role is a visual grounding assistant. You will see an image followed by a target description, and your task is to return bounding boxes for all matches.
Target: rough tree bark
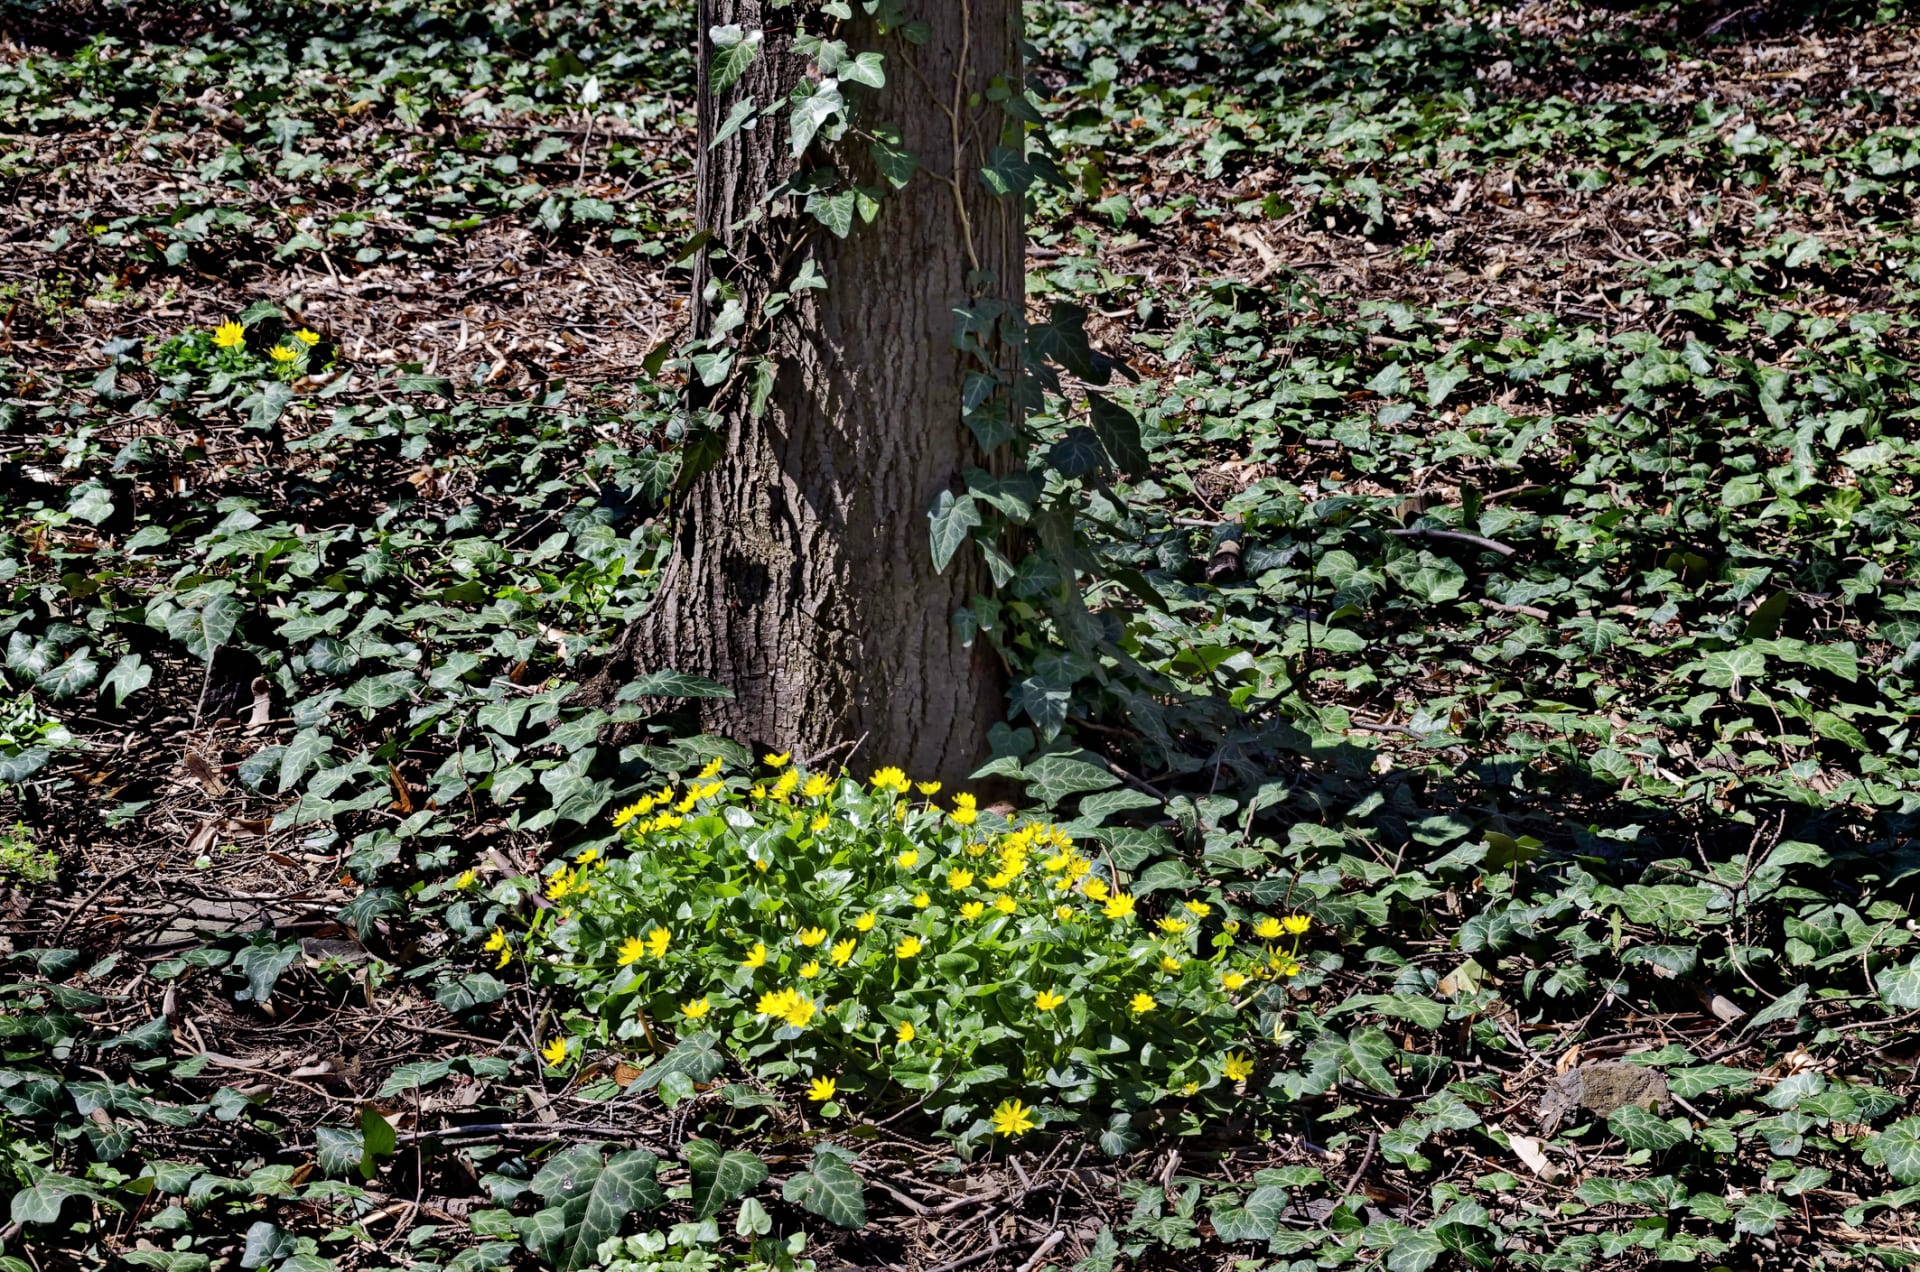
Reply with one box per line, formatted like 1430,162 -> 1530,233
577,2 -> 1022,784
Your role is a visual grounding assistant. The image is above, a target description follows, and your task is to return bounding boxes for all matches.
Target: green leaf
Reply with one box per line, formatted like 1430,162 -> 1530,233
928,490 -> 981,573
1734,1194 -> 1791,1236
1385,552 -> 1466,604
1867,1118 -> 1920,1185
314,1127 -> 363,1179
620,670 -> 733,700
869,126 -> 916,188
1607,1104 -> 1691,1151
1048,426 -> 1106,478
37,647 -> 100,698
100,653 -> 152,705
708,25 -> 762,94
376,1059 -> 453,1098
1386,1230 -> 1447,1272
169,592 -> 243,661
1343,1026 -> 1399,1096
1877,957 -> 1920,1011
1745,982 -> 1809,1033
684,1139 -> 768,1220
229,939 -> 300,1004
1694,647 -> 1766,688
783,1152 -> 866,1230
66,483 -> 115,525
711,99 -> 755,150
1087,391 -> 1147,477
279,728 -> 331,794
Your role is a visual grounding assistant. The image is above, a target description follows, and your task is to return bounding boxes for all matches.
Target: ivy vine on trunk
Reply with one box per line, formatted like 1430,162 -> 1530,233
578,1 -> 1024,783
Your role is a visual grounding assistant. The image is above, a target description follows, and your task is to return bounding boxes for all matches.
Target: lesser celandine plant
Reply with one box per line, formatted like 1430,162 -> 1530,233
497,756 -> 1316,1146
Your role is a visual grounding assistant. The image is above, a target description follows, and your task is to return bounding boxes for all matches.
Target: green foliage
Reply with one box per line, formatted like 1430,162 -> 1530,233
511,762 -> 1291,1149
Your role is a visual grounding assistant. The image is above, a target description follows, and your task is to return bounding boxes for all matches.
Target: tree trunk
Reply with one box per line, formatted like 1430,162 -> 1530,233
579,1 -> 1022,784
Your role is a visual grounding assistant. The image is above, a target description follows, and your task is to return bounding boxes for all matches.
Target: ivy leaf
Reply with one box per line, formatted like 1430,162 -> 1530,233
707,25 -> 762,94
167,592 -> 243,660
869,125 -> 916,188
1049,426 -> 1106,478
928,490 -> 981,573
376,1059 -> 454,1098
1734,1194 -> 1791,1236
37,647 -> 100,698
789,79 -> 844,156
710,98 -> 756,150
1878,957 -> 1920,1010
314,1127 -> 363,1179
229,939 -> 300,1005
1385,1230 -> 1446,1272
1343,1026 -> 1400,1095
620,670 -> 733,700
100,653 -> 152,706
1866,1118 -> 1920,1185
839,50 -> 886,88
278,728 -> 332,794
1607,1104 -> 1691,1152
782,1152 -> 866,1230
684,1139 -> 768,1220
1087,391 -> 1148,477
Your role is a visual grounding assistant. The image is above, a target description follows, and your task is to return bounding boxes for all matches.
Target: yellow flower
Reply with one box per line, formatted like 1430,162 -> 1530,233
496,945 -> 512,968
1183,900 -> 1212,918
990,1098 -> 1036,1138
917,780 -> 942,795
1104,894 -> 1136,921
1270,952 -> 1302,978
1054,905 -> 1074,921
1223,919 -> 1242,935
807,1076 -> 835,1102
540,1037 -> 567,1067
912,892 -> 930,909
646,927 -> 670,959
947,868 -> 975,890
699,756 -> 725,779
1221,970 -> 1248,991
830,937 -> 856,966
896,935 -> 923,959
1129,992 -> 1156,1015
992,894 -> 1016,914
1282,914 -> 1312,935
1157,917 -> 1190,935
798,927 -> 828,947
212,321 -> 245,349
960,901 -> 985,920
1159,956 -> 1182,973
1082,877 -> 1110,902
895,1020 -> 915,1044
897,849 -> 919,869
450,869 -> 476,890
617,936 -> 647,966
1223,1053 -> 1255,1082
784,997 -> 816,1028
574,847 -> 600,866
681,997 -> 711,1019
854,912 -> 877,932
1034,989 -> 1065,1012
484,927 -> 507,952
810,813 -> 830,832
743,942 -> 767,969
950,792 -> 978,826
803,773 -> 832,799
869,766 -> 910,793
293,327 -> 320,346
771,769 -> 800,801
1180,1081 -> 1200,1097
799,961 -> 821,979
269,345 -> 299,364
544,866 -> 575,900
764,751 -> 791,768
1254,917 -> 1283,940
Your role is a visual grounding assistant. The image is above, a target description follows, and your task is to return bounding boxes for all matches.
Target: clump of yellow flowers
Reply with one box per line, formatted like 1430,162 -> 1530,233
496,753 -> 1319,1148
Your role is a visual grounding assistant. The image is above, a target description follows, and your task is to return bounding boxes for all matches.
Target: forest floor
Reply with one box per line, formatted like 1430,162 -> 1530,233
5,0 -> 1920,1269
